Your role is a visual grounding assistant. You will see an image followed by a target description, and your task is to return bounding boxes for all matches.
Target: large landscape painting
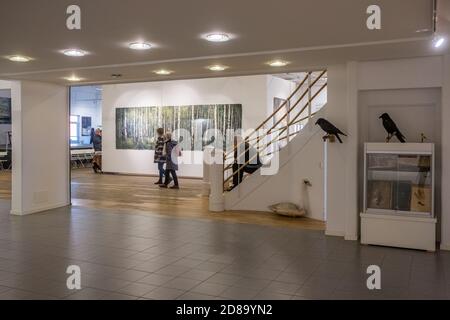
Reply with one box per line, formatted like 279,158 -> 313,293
0,97 -> 12,124
116,104 -> 242,150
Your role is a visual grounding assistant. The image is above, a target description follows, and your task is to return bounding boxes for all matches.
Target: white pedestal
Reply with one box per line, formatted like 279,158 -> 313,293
361,213 -> 437,251
208,155 -> 224,212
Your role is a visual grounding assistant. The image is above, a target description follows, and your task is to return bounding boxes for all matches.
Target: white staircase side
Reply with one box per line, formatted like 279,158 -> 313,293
223,108 -> 326,221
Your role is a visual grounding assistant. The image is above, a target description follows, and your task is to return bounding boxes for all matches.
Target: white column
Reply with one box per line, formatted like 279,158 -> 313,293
209,149 -> 224,212
345,61 -> 359,241
202,146 -> 213,196
441,54 -> 450,250
11,80 -> 70,215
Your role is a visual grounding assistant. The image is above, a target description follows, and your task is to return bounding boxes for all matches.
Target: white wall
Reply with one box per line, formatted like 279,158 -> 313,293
11,81 -> 69,215
70,86 -> 102,145
328,56 -> 448,244
323,64 -> 350,236
441,54 -> 450,250
225,122 -> 325,221
102,75 -> 268,177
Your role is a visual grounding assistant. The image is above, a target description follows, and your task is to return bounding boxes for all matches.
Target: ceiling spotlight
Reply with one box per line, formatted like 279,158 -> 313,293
268,60 -> 289,67
8,55 -> 31,62
433,36 -> 445,48
63,49 -> 87,57
208,65 -> 228,71
65,75 -> 82,82
154,69 -> 173,75
205,33 -> 230,42
129,42 -> 152,50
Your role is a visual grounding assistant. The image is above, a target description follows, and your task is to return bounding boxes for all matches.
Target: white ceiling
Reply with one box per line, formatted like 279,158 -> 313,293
0,0 -> 448,85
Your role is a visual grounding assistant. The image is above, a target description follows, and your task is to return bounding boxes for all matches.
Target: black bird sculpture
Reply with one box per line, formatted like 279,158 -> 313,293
379,113 -> 406,143
315,118 -> 347,143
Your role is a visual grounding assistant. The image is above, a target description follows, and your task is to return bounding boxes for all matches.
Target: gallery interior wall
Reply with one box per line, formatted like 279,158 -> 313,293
101,75 -> 283,177
0,88 -> 11,146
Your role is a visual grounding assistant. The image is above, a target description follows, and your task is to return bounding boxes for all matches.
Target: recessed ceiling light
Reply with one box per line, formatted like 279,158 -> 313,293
154,69 -> 173,75
268,60 -> 289,67
129,42 -> 152,50
65,75 -> 82,82
205,33 -> 230,42
433,36 -> 445,48
8,55 -> 31,62
111,74 -> 122,78
63,49 -> 87,57
208,65 -> 228,71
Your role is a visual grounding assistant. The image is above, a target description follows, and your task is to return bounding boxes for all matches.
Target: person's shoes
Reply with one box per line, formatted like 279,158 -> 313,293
170,185 -> 179,189
92,164 -> 98,173
154,180 -> 162,185
159,184 -> 168,188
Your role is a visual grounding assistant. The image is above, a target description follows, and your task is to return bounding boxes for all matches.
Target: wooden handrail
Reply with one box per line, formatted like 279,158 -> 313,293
224,72 -> 311,160
223,81 -> 327,187
224,70 -> 326,163
222,111 -> 320,172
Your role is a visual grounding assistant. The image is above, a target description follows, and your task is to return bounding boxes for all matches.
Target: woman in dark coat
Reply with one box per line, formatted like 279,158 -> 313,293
92,129 -> 103,173
159,132 -> 180,189
153,128 -> 166,184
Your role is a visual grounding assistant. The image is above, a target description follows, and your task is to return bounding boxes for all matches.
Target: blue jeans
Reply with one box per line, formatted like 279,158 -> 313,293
157,162 -> 165,181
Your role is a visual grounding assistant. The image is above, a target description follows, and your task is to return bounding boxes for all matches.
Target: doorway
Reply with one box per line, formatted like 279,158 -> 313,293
0,88 -> 12,211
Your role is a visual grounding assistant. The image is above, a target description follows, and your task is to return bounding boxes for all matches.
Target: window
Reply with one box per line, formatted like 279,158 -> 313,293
70,115 -> 80,144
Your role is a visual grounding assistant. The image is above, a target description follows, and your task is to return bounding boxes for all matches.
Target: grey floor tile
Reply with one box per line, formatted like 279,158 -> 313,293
191,282 -> 229,296
220,286 -> 260,300
65,288 -> 110,300
181,269 -> 215,281
138,273 -> 174,286
117,282 -> 158,297
0,199 -> 448,300
176,292 -> 218,300
155,265 -> 192,277
143,287 -> 185,300
163,277 -> 203,291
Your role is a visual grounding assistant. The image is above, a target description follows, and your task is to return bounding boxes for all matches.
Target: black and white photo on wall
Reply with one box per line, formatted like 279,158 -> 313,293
81,116 -> 92,136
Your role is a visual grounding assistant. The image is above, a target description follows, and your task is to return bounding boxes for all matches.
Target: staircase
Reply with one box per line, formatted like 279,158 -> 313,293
216,70 -> 328,216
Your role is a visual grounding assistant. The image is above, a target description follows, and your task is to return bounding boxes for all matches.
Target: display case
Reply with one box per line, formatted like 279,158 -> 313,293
360,143 -> 436,251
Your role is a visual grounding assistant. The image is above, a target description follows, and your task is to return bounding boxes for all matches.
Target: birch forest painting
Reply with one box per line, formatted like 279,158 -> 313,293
116,104 -> 242,150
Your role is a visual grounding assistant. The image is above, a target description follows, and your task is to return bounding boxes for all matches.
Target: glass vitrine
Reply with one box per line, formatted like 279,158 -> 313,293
364,143 -> 434,217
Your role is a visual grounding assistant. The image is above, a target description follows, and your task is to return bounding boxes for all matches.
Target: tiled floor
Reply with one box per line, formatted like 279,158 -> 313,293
0,200 -> 449,300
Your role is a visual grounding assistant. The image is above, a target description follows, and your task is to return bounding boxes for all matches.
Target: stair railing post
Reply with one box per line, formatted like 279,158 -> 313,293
308,72 -> 312,129
209,148 -> 225,212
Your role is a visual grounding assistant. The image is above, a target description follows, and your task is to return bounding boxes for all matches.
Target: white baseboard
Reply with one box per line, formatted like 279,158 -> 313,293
440,243 -> 450,251
345,234 -> 358,241
325,229 -> 345,237
10,202 -> 70,216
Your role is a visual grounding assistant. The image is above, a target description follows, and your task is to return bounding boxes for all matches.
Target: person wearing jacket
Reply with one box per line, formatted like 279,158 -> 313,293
153,128 -> 166,184
92,128 -> 103,173
159,132 -> 180,189
229,135 -> 262,190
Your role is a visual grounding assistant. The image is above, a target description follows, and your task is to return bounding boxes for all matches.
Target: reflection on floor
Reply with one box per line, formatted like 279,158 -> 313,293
70,169 -> 325,230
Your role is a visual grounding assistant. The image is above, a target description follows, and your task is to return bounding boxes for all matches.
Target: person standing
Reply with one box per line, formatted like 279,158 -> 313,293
159,132 -> 181,189
153,128 -> 166,184
92,128 -> 103,173
89,127 -> 95,145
